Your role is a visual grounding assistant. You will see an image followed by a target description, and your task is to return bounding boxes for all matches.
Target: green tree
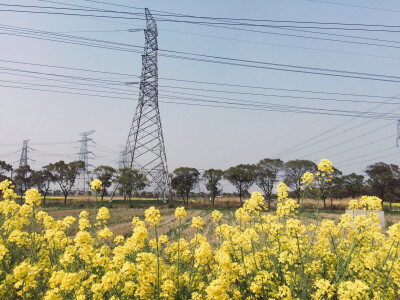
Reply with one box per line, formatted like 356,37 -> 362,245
324,167 -> 342,208
0,160 -> 12,182
14,165 -> 33,203
284,160 -> 316,204
93,165 -> 116,201
224,164 -> 256,206
47,160 -> 85,204
342,173 -> 364,199
203,169 -> 224,207
255,158 -> 284,208
30,168 -> 55,205
365,162 -> 400,209
171,167 -> 200,205
116,168 -> 148,201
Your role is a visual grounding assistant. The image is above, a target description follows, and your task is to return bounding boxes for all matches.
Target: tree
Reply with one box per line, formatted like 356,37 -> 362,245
203,169 -> 224,207
30,169 -> 55,204
116,167 -> 148,201
224,164 -> 256,206
171,167 -> 200,205
365,162 -> 400,209
323,167 -> 342,208
0,160 -> 12,182
255,158 -> 284,208
14,165 -> 32,203
47,160 -> 85,204
284,160 -> 317,203
342,173 -> 364,199
93,165 -> 116,201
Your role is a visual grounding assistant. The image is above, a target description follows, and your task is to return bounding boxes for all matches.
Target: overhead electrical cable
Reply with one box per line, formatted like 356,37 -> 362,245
307,0 -> 400,14
337,151 -> 400,169
1,83 -> 399,120
335,147 -> 396,165
6,3 -> 400,32
3,73 -> 400,109
4,58 -> 400,101
327,134 -> 395,158
46,0 -> 400,50
300,122 -> 395,159
5,4 -> 400,51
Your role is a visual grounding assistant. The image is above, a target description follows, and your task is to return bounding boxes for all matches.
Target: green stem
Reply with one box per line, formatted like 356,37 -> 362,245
177,219 -> 181,289
155,225 -> 160,298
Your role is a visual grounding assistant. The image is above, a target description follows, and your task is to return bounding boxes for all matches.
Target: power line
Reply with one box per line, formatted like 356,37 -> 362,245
307,0 -> 400,14
1,82 -> 400,120
6,3 -> 400,32
4,74 -> 400,119
328,134 -> 395,158
4,24 -> 400,83
300,122 -> 395,159
6,3 -> 400,51
335,147 -> 396,165
271,92 -> 400,159
5,58 -> 400,101
45,0 -> 400,50
337,150 -> 400,169
161,29 -> 400,61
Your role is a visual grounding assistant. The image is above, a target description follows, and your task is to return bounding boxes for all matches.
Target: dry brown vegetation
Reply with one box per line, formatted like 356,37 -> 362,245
42,196 -> 400,243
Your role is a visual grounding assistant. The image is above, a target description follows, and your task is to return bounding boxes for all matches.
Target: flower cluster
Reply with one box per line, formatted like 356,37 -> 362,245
0,172 -> 399,299
144,206 -> 162,227
347,195 -> 382,211
318,158 -> 334,174
24,189 -> 41,206
301,171 -> 314,188
276,182 -> 289,200
174,206 -> 186,220
90,179 -> 103,193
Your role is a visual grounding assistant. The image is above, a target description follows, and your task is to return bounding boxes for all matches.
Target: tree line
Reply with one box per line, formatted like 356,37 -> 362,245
1,158 -> 399,208
170,159 -> 400,209
0,161 -> 148,205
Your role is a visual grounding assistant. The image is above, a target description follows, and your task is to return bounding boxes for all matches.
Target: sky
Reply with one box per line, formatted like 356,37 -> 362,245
1,0 -> 400,192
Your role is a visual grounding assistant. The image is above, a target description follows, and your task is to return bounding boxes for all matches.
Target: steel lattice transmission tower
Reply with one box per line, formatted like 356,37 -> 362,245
19,139 -> 33,168
76,130 -> 95,194
397,120 -> 400,147
123,8 -> 171,200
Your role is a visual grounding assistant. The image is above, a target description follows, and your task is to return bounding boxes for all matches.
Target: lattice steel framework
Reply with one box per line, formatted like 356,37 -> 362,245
397,120 -> 400,147
123,8 -> 171,199
76,130 -> 95,194
19,139 -> 30,168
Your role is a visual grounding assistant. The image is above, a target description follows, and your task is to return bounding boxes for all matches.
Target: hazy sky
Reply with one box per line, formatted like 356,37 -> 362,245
1,0 -> 400,192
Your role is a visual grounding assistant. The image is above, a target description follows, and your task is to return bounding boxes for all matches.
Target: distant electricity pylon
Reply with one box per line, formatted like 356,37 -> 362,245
123,8 -> 171,200
19,139 -> 34,168
397,120 -> 400,147
76,130 -> 95,194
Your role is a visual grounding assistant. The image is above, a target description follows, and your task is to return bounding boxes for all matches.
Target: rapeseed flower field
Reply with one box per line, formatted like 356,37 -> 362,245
0,159 -> 399,299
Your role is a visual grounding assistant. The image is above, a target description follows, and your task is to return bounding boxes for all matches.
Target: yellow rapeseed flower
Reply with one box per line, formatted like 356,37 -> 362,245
212,210 -> 223,223
191,216 -> 204,231
174,207 -> 186,220
144,206 -> 162,227
24,189 -> 41,206
276,182 -> 289,200
96,207 -> 110,221
90,179 -> 103,193
317,158 -> 334,174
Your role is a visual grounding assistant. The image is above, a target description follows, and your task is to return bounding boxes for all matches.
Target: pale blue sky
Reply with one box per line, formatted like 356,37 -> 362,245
1,0 -> 400,190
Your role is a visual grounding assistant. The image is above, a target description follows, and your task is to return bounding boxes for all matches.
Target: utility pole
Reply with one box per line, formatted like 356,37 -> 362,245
76,130 -> 95,194
123,8 -> 171,201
